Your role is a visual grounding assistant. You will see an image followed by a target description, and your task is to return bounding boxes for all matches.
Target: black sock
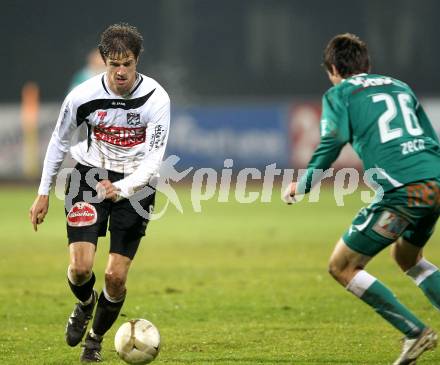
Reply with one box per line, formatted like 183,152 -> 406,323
92,291 -> 125,336
67,272 -> 96,304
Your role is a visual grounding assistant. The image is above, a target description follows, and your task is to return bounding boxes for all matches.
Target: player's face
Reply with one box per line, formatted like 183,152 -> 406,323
105,51 -> 138,96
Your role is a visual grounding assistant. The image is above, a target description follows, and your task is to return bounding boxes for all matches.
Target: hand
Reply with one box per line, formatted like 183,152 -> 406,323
96,180 -> 121,202
283,182 -> 297,205
29,195 -> 49,231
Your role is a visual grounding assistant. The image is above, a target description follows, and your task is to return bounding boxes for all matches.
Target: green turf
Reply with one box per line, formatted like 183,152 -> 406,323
0,186 -> 439,364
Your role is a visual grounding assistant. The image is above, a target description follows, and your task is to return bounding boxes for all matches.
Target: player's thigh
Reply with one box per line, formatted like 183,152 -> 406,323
401,211 -> 439,250
65,164 -> 111,246
392,210 -> 439,271
342,197 -> 411,257
344,180 -> 440,259
330,239 -> 372,269
401,178 -> 440,247
109,192 -> 156,260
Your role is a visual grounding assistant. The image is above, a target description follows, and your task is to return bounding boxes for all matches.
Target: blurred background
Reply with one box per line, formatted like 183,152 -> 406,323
2,0 -> 440,180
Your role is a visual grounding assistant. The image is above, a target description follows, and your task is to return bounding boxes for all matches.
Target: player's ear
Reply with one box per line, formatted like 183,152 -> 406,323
330,64 -> 339,77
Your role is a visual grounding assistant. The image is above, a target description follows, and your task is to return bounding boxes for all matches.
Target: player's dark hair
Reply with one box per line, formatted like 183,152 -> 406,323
99,23 -> 144,61
323,33 -> 370,77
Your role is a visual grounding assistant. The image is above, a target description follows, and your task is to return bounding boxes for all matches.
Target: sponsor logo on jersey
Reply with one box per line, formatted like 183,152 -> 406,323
60,106 -> 69,124
372,210 -> 409,240
97,111 -> 107,122
149,125 -> 166,151
94,123 -> 146,147
127,112 -> 141,126
67,202 -> 97,227
348,76 -> 393,88
111,101 -> 126,107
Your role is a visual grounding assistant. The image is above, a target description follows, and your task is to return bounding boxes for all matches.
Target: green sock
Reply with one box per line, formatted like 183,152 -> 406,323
347,270 -> 425,338
406,258 -> 440,311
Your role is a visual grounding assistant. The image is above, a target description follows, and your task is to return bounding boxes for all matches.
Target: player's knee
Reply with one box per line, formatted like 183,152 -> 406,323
328,264 -> 341,280
328,258 -> 358,286
328,259 -> 343,281
69,264 -> 92,284
105,271 -> 126,296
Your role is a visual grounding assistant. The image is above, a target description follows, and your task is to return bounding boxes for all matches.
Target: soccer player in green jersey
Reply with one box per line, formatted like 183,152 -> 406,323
285,33 -> 440,365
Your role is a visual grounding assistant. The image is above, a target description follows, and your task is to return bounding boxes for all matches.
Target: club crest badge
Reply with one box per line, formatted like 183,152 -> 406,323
127,112 -> 141,126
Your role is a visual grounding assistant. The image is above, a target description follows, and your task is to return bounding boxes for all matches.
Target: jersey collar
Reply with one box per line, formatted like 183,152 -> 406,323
101,73 -> 143,98
341,73 -> 368,84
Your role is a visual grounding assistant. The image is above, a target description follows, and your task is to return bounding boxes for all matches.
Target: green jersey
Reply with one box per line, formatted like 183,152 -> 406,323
297,73 -> 440,193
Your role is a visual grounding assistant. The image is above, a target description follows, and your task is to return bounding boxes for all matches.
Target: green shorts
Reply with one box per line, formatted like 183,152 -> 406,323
343,179 -> 440,257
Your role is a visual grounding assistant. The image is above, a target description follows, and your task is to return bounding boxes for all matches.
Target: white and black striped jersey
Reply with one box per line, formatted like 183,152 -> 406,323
38,72 -> 170,198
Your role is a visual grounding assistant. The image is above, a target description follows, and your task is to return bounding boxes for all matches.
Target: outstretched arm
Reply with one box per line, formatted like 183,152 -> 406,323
283,135 -> 345,203
284,91 -> 350,203
29,95 -> 77,230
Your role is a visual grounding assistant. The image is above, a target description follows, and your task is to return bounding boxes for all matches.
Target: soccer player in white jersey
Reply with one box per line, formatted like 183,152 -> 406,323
29,23 -> 170,362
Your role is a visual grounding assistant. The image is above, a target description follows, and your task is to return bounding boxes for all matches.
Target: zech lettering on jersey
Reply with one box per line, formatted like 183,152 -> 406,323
61,106 -> 69,124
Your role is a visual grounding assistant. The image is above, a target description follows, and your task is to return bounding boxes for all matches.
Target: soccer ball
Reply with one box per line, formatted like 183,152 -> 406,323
114,319 -> 160,364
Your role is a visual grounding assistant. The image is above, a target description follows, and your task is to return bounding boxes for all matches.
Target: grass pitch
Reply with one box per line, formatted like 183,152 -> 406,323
0,186 -> 439,365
